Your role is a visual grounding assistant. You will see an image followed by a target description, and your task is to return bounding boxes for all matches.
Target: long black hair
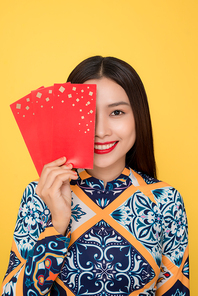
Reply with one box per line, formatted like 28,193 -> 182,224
67,56 -> 157,178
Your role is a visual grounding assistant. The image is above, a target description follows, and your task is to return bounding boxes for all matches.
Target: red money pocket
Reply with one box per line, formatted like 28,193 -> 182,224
10,83 -> 96,176
10,87 -> 44,174
52,83 -> 96,169
31,86 -> 55,169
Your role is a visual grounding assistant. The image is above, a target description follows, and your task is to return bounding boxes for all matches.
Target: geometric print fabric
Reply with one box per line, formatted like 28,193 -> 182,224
110,188 -> 188,269
1,167 -> 190,296
60,220 -> 155,295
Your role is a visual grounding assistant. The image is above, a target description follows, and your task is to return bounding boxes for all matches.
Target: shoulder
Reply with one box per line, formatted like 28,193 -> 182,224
132,169 -> 160,185
130,169 -> 185,206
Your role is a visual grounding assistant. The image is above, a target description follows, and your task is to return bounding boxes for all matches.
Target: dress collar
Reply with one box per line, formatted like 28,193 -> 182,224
74,166 -> 140,190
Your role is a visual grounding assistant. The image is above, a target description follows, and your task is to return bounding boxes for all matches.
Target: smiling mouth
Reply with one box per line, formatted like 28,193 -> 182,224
94,141 -> 118,154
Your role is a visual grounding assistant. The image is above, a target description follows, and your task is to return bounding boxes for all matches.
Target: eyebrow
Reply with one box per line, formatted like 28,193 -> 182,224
108,101 -> 130,107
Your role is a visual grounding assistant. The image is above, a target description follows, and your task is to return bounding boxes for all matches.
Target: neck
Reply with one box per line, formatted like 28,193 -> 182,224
86,160 -> 126,187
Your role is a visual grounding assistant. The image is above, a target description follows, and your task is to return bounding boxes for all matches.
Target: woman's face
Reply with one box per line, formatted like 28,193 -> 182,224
84,77 -> 136,173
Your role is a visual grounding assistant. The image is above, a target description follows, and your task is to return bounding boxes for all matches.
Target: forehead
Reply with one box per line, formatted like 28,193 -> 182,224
84,77 -> 130,105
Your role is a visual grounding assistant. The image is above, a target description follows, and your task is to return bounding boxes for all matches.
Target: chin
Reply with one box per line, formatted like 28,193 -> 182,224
93,155 -> 125,171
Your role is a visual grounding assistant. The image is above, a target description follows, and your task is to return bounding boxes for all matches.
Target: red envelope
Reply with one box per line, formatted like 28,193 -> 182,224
10,84 -> 96,175
31,86 -> 54,169
52,83 -> 96,168
10,91 -> 43,173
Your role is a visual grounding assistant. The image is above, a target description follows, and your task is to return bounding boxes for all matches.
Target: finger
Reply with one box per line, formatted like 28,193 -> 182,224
43,171 -> 78,204
41,158 -> 75,181
39,159 -> 72,187
50,171 -> 78,193
37,166 -> 65,196
36,158 -> 75,197
43,162 -> 73,179
61,163 -> 73,170
41,169 -> 77,197
43,157 -> 67,170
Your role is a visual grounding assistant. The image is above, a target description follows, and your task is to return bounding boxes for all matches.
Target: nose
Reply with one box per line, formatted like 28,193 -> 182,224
95,112 -> 112,139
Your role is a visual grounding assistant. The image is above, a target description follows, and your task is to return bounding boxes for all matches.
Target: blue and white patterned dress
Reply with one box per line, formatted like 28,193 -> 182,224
1,167 -> 189,295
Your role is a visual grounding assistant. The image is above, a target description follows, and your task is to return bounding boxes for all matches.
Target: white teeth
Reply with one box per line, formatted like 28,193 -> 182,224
94,142 -> 117,150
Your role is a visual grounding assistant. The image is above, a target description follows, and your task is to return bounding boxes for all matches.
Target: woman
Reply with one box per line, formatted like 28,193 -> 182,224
1,56 -> 189,295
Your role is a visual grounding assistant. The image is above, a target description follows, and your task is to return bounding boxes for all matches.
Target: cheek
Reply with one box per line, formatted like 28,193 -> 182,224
124,123 -> 136,149
126,128 -> 136,147
114,118 -> 136,140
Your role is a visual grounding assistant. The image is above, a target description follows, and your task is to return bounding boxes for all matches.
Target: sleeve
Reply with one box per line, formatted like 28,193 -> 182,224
156,187 -> 189,296
1,182 -> 71,296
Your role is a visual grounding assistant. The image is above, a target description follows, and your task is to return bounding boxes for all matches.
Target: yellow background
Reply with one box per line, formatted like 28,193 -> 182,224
0,0 -> 197,294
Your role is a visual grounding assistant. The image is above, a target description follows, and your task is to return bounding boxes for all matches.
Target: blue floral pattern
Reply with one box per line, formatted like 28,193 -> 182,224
111,190 -> 163,267
163,280 -> 189,296
60,220 -> 155,295
2,266 -> 22,296
71,198 -> 86,222
4,251 -> 21,279
152,187 -> 188,266
182,256 -> 189,279
134,170 -> 160,185
2,168 -> 189,295
14,182 -> 49,259
74,172 -> 132,209
111,187 -> 188,268
23,230 -> 69,295
172,290 -> 186,296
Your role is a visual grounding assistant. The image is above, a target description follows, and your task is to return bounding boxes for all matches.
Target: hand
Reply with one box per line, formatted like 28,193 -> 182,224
36,157 -> 78,235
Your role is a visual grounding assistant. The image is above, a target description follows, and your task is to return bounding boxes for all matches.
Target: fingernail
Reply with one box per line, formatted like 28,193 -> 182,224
66,163 -> 72,168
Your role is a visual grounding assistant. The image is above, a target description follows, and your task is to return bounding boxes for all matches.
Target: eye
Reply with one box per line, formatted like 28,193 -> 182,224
111,110 -> 125,116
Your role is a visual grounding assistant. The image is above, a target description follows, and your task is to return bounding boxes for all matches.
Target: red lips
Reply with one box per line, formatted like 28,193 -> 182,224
94,141 -> 118,154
